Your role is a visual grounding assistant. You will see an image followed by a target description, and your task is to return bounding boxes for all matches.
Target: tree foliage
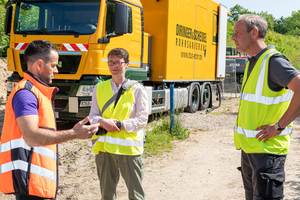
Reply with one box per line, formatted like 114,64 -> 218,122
229,4 -> 253,21
227,4 -> 300,70
229,4 -> 300,37
285,10 -> 300,36
274,17 -> 288,34
0,1 -> 9,56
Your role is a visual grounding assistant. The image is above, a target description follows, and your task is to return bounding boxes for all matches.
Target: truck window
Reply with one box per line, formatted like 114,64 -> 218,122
105,2 -> 132,36
17,3 -> 40,31
226,47 -> 235,56
14,0 -> 100,35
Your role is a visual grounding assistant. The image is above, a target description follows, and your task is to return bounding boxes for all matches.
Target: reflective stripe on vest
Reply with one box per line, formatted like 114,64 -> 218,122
95,135 -> 144,147
0,160 -> 57,183
234,126 -> 292,138
234,49 -> 293,154
240,89 -> 293,105
0,138 -> 57,161
92,80 -> 144,155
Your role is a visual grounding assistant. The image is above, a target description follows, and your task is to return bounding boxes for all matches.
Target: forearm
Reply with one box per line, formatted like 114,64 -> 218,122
17,115 -> 98,146
88,101 -> 102,125
122,118 -> 147,133
279,74 -> 300,128
25,128 -> 77,146
89,83 -> 102,125
278,91 -> 300,128
122,108 -> 148,132
122,84 -> 148,132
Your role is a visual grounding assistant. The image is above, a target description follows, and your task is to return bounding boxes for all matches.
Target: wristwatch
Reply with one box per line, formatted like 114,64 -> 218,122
117,121 -> 122,129
274,121 -> 285,131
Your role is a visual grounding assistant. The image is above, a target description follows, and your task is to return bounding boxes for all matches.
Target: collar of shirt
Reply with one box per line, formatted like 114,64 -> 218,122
249,45 -> 275,63
247,45 -> 275,76
110,79 -> 122,95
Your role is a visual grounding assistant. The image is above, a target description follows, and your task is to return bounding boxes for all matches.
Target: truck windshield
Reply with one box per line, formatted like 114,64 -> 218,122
14,0 -> 100,35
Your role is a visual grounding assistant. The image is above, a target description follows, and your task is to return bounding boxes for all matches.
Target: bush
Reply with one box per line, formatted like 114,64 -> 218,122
0,2 -> 9,57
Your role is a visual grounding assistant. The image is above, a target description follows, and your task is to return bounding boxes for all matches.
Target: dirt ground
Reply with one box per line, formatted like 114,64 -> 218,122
1,59 -> 300,200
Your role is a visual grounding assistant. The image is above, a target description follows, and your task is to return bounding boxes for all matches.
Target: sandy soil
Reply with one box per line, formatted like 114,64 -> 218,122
0,60 -> 300,200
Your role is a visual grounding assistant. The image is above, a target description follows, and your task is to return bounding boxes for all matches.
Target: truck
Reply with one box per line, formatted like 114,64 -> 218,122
226,46 -> 235,56
4,0 -> 227,122
226,47 -> 248,84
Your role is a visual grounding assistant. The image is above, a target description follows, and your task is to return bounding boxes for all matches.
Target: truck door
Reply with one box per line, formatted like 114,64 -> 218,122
103,2 -> 141,69
194,5 -> 208,79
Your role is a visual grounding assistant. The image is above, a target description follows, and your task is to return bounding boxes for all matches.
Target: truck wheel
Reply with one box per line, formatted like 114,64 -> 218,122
200,83 -> 211,110
185,84 -> 200,113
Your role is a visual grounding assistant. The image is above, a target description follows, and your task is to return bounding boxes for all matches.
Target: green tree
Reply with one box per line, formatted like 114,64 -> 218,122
229,4 -> 253,21
226,19 -> 235,47
257,11 -> 275,31
286,10 -> 300,36
274,17 -> 288,34
0,1 -> 10,56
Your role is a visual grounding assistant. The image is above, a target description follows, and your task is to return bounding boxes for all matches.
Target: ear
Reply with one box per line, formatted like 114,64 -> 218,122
125,62 -> 129,69
35,59 -> 43,71
251,27 -> 259,38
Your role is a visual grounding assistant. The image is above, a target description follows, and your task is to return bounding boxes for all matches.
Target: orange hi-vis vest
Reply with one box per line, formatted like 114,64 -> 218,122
0,72 -> 58,199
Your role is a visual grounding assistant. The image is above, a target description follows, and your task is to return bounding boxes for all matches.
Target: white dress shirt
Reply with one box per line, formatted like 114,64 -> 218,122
89,79 -> 148,133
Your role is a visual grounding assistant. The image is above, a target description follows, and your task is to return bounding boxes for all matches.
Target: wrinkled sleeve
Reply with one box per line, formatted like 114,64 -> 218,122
122,84 -> 148,133
13,90 -> 38,118
269,55 -> 300,90
88,84 -> 102,125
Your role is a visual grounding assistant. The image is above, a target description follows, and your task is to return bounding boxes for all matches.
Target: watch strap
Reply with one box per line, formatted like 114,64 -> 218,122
275,121 -> 285,131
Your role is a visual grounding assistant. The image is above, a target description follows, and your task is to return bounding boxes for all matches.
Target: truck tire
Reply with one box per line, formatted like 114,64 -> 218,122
200,83 -> 211,110
185,83 -> 200,113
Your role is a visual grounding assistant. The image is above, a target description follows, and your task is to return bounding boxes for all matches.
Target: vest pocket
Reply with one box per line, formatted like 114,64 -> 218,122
26,147 -> 34,194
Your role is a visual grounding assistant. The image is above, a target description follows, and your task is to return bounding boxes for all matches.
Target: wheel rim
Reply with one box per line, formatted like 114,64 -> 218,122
203,87 -> 209,105
192,86 -> 199,108
201,84 -> 211,109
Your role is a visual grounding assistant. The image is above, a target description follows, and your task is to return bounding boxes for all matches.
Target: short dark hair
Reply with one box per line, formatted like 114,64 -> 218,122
24,40 -> 58,64
238,14 -> 268,39
108,48 -> 129,63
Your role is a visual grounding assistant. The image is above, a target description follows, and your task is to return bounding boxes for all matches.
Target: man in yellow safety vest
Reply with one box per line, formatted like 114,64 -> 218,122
232,14 -> 300,199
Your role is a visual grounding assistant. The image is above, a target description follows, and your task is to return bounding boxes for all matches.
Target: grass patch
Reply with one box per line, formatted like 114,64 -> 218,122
144,113 -> 190,157
209,107 -> 228,116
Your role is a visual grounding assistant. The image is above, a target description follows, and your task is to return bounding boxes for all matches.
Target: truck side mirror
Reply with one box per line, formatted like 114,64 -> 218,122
115,2 -> 128,35
5,0 -> 16,9
4,6 -> 13,36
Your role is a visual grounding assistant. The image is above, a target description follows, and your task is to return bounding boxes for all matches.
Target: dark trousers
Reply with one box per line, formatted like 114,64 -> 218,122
16,194 -> 54,200
241,150 -> 286,200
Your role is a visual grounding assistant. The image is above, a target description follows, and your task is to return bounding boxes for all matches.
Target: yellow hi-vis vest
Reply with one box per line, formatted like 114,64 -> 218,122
234,49 -> 293,155
91,80 -> 144,155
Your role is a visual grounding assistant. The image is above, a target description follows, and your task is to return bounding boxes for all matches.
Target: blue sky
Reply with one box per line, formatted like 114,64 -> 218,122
215,0 -> 300,19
